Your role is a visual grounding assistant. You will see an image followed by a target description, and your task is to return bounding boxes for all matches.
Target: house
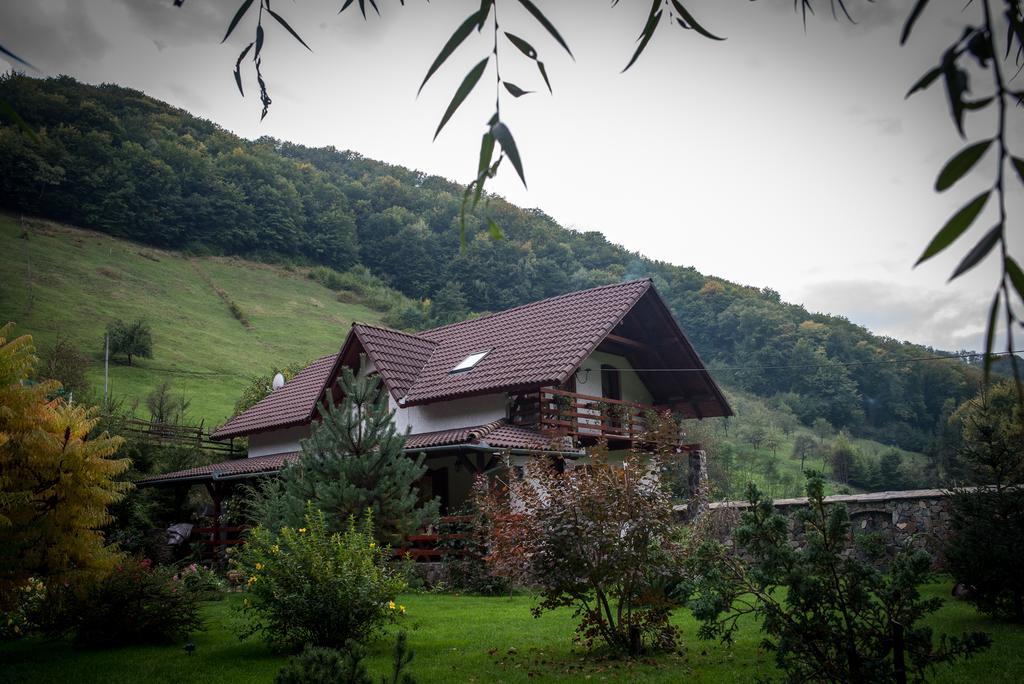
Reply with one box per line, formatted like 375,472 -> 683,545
140,279 -> 731,534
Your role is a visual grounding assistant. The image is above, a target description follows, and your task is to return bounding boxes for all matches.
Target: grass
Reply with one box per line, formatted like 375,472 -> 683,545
2,581 -> 1022,683
0,214 -> 385,424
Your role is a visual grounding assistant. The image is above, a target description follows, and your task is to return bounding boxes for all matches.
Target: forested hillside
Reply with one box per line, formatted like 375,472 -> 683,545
0,74 -> 988,453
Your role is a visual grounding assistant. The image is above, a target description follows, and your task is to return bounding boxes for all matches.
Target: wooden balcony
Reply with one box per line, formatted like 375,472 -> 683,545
509,387 -> 685,448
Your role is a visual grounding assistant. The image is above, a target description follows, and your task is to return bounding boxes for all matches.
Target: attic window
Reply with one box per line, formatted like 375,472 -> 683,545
450,349 -> 490,374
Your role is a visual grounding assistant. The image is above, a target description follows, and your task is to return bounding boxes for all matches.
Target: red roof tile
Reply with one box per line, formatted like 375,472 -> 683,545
210,354 -> 338,440
351,323 -> 436,400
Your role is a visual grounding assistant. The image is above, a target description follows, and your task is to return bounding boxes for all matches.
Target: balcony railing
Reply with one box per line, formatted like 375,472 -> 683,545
509,387 -> 683,447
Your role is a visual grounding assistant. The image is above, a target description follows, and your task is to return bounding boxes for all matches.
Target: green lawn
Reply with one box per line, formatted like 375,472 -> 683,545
0,214 -> 385,424
2,581 -> 1022,683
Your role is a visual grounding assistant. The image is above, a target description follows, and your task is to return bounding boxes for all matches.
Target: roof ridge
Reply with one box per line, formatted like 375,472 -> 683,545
352,321 -> 435,344
419,278 -> 652,337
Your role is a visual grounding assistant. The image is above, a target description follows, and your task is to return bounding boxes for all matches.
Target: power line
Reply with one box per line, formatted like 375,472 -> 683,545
581,349 -> 1024,374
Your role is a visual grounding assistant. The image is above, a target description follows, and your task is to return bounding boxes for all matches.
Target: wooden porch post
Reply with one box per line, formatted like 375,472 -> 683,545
204,482 -> 226,566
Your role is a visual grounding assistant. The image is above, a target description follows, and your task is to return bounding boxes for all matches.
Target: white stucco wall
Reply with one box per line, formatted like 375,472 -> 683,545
393,393 -> 507,434
575,350 -> 653,404
248,424 -> 310,458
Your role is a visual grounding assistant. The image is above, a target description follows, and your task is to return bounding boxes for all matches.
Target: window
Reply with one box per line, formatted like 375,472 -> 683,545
450,349 -> 490,373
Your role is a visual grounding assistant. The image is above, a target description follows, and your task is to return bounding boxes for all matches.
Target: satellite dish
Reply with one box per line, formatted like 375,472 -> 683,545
272,372 -> 286,390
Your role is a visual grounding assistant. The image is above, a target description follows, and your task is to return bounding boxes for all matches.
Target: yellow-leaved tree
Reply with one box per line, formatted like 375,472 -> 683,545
0,323 -> 129,611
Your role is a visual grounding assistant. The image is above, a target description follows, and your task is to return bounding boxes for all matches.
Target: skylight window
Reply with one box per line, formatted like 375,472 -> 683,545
450,349 -> 490,373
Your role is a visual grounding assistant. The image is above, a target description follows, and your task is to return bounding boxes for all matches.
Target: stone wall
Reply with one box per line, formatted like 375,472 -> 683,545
677,489 -> 955,567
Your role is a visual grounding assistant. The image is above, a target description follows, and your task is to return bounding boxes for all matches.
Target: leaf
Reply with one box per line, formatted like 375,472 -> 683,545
255,24 -> 265,59
505,32 -> 537,59
941,55 -> 969,138
935,140 -> 992,192
503,82 -> 532,97
624,3 -> 662,73
984,291 -> 1000,383
537,61 -> 552,93
419,11 -> 483,95
670,0 -> 724,41
1012,157 -> 1024,185
949,224 -> 1001,281
1006,257 -> 1024,303
266,8 -> 312,51
491,121 -> 526,187
487,219 -> 504,240
905,66 -> 941,98
474,132 -> 495,207
434,57 -> 489,140
222,0 -> 255,43
233,42 -> 255,96
900,0 -> 930,45
0,43 -> 36,71
915,191 -> 990,266
517,0 -> 573,58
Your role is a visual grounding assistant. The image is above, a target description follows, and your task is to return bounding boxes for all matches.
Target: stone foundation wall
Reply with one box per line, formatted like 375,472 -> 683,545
678,489 -> 955,568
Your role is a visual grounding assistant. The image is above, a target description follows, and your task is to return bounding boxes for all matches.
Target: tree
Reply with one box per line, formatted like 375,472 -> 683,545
145,380 -> 191,425
945,381 -> 1024,621
879,450 -> 905,491
741,422 -> 768,450
429,281 -> 469,326
0,323 -> 129,611
37,335 -> 90,398
831,433 -> 858,485
686,474 -> 991,682
252,363 -> 439,545
105,319 -> 152,366
812,417 -> 834,444
791,434 -> 816,472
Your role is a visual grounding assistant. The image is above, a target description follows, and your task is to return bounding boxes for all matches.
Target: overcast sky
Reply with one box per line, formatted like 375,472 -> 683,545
1,0 -> 1020,353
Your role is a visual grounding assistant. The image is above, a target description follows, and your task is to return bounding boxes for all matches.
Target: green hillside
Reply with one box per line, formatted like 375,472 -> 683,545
0,214 -> 385,423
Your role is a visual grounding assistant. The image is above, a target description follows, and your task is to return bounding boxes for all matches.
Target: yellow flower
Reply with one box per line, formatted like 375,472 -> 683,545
369,542 -> 376,549
399,605 -> 406,615
247,576 -> 258,586
298,528 -> 307,534
255,563 -> 264,571
388,600 -> 396,610
270,545 -> 280,554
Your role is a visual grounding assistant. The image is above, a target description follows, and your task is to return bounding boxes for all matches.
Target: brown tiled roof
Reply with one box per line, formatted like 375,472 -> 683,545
403,279 -> 651,405
211,278 -> 727,439
210,354 -> 338,440
351,323 -> 436,400
139,421 -> 562,485
137,452 -> 300,485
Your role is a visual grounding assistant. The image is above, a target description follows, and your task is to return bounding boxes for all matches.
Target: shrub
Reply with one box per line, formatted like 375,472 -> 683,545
945,381 -> 1024,621
51,558 -> 203,647
686,474 -> 990,682
479,448 -> 684,655
0,578 -> 46,641
436,501 -> 510,596
176,563 -> 227,601
275,633 -> 417,684
236,506 -> 407,651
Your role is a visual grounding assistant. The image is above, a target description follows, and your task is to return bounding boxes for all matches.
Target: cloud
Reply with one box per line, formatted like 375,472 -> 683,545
795,278 -> 996,352
0,1 -> 111,71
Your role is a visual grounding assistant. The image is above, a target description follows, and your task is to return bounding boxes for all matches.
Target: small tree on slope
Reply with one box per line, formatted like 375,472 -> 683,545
252,364 -> 438,545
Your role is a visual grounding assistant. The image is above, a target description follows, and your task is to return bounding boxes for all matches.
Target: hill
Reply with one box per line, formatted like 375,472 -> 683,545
0,74 -> 988,455
0,213 -> 394,422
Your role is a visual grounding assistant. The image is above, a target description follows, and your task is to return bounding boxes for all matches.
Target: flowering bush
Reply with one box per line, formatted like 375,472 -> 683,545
51,557 -> 203,647
0,578 -> 46,641
478,448 -> 685,655
236,505 -> 407,651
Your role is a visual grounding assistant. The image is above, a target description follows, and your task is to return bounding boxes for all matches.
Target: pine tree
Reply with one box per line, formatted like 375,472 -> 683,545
259,363 -> 439,545
0,323 -> 129,610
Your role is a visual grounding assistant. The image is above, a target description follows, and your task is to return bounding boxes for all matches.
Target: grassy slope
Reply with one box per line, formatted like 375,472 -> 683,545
1,582 -> 1020,683
0,214 -> 385,424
